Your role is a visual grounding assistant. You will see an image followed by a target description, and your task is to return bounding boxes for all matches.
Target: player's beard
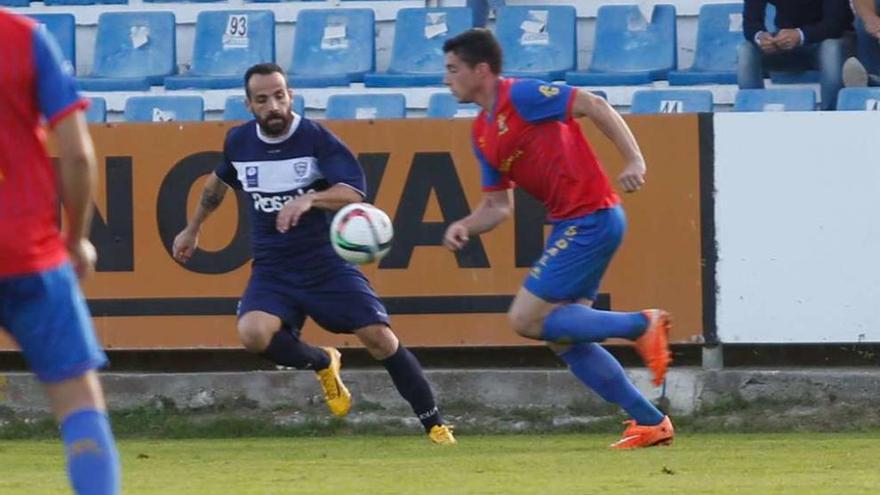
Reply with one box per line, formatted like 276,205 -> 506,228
258,111 -> 292,137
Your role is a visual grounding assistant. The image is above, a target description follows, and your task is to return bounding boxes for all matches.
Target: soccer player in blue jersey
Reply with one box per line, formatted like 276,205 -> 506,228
442,29 -> 674,448
173,63 -> 455,444
0,11 -> 120,494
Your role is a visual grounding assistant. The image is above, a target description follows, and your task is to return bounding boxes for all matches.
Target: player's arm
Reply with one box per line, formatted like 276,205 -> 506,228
570,89 -> 647,193
443,190 -> 511,251
276,183 -> 362,234
54,111 -> 98,279
173,173 -> 229,263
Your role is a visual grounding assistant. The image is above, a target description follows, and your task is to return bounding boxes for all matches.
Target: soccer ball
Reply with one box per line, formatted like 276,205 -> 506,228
330,203 -> 394,264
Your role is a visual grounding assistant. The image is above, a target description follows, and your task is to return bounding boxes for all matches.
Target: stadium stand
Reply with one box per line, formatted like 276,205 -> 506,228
496,5 -> 576,81
667,3 -> 740,85
836,88 -> 880,111
28,13 -> 77,70
288,8 -> 375,87
223,93 -> 305,120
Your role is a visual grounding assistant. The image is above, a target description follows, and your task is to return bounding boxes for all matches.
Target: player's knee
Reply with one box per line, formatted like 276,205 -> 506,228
356,325 -> 398,359
508,309 -> 541,339
237,322 -> 273,353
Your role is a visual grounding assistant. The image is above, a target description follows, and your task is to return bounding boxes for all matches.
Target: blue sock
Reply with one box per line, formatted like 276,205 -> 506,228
260,330 -> 331,370
60,409 -> 120,495
561,343 -> 664,426
381,345 -> 442,431
542,304 -> 648,343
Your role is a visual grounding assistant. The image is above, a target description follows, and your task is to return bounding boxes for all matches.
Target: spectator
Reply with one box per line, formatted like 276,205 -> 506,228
843,0 -> 880,86
738,0 -> 855,110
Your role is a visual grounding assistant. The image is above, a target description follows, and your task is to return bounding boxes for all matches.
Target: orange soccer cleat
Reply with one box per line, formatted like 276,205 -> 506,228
610,415 -> 674,450
634,309 -> 672,386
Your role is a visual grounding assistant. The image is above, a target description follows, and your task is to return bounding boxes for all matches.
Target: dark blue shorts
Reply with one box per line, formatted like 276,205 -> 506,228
239,264 -> 390,334
524,205 -> 626,303
0,263 -> 108,383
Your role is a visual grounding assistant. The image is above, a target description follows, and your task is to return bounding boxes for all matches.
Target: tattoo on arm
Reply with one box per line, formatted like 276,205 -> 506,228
200,186 -> 227,212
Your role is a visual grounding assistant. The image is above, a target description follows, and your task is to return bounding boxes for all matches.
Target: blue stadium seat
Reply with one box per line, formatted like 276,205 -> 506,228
144,0 -> 223,3
495,6 -> 576,81
288,9 -> 374,87
426,93 -> 479,118
28,14 -> 76,71
223,94 -> 305,120
44,0 -> 125,5
124,96 -> 204,122
836,88 -> 880,111
364,8 -> 473,87
668,4 -> 741,85
733,88 -> 816,112
78,12 -> 176,91
86,97 -> 107,123
566,5 -> 677,86
325,94 -> 406,120
165,11 -> 275,90
630,89 -> 714,114
1,0 -> 30,9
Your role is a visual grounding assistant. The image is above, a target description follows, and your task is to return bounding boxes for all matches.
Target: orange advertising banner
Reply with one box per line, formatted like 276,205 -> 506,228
0,116 -> 704,349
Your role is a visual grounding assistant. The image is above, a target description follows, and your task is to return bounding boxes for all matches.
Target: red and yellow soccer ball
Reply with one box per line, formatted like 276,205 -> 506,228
330,203 -> 394,264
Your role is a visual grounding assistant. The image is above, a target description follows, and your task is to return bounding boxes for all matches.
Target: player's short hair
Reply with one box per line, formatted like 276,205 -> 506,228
442,28 -> 503,75
244,63 -> 288,98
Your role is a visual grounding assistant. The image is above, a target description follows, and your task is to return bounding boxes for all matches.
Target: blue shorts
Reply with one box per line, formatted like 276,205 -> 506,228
524,205 -> 626,303
0,263 -> 108,383
239,264 -> 390,334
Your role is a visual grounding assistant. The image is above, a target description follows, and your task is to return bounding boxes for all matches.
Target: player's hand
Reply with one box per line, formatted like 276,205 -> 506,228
443,221 -> 470,251
618,158 -> 647,193
757,32 -> 778,54
866,16 -> 880,39
173,227 -> 199,263
277,195 -> 313,233
67,238 -> 97,280
773,29 -> 801,51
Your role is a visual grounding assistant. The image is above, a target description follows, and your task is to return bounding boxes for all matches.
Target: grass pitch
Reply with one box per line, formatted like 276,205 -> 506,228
1,432 -> 877,494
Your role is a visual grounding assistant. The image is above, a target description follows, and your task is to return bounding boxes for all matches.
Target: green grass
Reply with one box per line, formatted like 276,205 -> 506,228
1,433 -> 878,494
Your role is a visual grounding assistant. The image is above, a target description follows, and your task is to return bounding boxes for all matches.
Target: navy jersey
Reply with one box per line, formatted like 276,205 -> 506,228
215,114 -> 365,280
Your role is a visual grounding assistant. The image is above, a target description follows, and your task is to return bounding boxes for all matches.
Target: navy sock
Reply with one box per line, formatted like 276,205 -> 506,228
561,343 -> 664,426
60,409 -> 121,495
260,330 -> 331,370
381,345 -> 441,431
542,304 -> 648,343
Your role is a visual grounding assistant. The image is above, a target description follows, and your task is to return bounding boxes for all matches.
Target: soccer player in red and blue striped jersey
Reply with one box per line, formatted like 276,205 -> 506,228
0,11 -> 120,493
442,29 -> 674,449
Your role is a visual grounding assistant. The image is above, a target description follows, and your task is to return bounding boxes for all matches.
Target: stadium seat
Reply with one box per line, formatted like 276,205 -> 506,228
495,5 -> 576,81
165,11 -> 275,90
288,9 -> 374,87
733,88 -> 816,112
43,0 -> 125,5
0,0 -> 29,6
364,8 -> 473,87
426,93 -> 480,118
28,14 -> 76,71
836,88 -> 880,111
223,94 -> 305,120
78,12 -> 176,91
629,89 -> 714,114
86,97 -> 107,123
325,94 -> 406,120
144,0 -> 222,3
124,96 -> 205,122
566,5 -> 677,86
668,4 -> 741,85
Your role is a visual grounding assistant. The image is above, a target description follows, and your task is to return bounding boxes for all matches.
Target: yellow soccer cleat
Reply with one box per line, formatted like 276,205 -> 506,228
428,424 -> 457,445
315,347 -> 351,417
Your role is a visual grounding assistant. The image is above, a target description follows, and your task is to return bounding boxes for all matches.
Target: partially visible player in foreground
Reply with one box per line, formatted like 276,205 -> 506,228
173,63 -> 455,445
442,29 -> 674,449
0,11 -> 121,494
